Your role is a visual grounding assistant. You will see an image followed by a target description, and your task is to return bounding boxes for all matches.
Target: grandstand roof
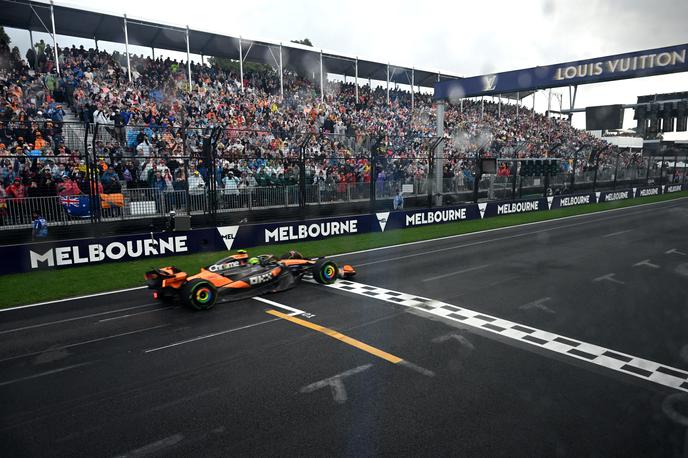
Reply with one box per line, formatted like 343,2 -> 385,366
0,0 -> 464,88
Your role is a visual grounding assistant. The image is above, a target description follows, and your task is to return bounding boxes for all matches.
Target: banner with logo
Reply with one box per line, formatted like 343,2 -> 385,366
434,43 -> 688,99
0,230 -> 223,276
381,204 -> 480,231
598,189 -> 633,203
633,186 -> 663,198
664,184 -> 685,194
549,193 -> 596,209
215,214 -> 378,251
1,185 -> 685,275
482,198 -> 548,218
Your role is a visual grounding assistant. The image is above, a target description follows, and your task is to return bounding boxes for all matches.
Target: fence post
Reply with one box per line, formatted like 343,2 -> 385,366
570,146 -> 582,192
121,188 -> 128,221
511,160 -> 518,200
612,149 -> 620,190
543,166 -> 550,198
299,144 -> 306,208
646,154 -> 652,185
369,136 -> 377,210
84,123 -> 97,223
472,150 -> 483,204
83,122 -> 92,224
592,154 -> 600,194
203,127 -> 220,222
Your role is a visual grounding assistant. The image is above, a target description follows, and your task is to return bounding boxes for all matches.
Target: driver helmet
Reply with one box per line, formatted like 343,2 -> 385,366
248,257 -> 259,265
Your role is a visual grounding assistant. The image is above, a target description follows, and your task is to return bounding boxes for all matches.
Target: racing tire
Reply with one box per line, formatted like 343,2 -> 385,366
311,259 -> 339,285
182,279 -> 218,311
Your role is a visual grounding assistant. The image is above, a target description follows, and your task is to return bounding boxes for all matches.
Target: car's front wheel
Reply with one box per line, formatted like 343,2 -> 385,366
182,279 -> 218,310
311,259 -> 339,285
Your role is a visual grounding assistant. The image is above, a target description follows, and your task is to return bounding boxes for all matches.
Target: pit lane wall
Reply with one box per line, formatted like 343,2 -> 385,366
1,184 -> 685,275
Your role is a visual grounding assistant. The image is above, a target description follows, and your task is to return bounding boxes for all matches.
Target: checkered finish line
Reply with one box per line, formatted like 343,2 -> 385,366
324,280 -> 688,393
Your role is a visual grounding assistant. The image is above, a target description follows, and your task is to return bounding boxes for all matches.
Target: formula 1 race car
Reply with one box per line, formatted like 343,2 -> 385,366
144,250 -> 356,310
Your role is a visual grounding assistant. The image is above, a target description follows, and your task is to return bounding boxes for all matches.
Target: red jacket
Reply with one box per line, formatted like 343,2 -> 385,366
5,183 -> 26,199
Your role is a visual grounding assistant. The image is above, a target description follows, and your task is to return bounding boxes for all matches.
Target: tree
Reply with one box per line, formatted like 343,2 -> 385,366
290,38 -> 313,47
0,26 -> 10,53
0,27 -> 10,47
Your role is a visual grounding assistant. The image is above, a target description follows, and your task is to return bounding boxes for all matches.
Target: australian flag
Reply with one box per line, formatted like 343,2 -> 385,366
60,195 -> 91,218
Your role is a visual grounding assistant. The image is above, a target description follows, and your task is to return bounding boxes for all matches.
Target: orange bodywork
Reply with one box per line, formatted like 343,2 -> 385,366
341,265 -> 356,275
162,252 -> 254,289
152,255 -> 355,292
279,259 -> 313,267
167,263 -> 285,290
158,267 -> 187,289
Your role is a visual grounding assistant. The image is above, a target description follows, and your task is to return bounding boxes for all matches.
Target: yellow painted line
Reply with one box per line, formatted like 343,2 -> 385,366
266,309 -> 403,364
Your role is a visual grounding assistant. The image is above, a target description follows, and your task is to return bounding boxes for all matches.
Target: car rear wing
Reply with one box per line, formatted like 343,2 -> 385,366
145,266 -> 187,289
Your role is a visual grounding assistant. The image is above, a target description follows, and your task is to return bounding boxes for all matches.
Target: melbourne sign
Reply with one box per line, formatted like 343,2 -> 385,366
404,208 -> 469,227
2,185 -> 685,275
434,43 -> 688,99
558,194 -> 592,207
30,236 -> 188,268
0,232 -> 201,275
264,219 -> 359,243
600,190 -> 632,202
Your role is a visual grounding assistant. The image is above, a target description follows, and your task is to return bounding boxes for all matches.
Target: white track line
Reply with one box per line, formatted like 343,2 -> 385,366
354,203 -> 677,267
98,307 -> 174,323
326,279 -> 688,393
331,196 -> 687,259
0,361 -> 94,388
0,286 -> 147,313
422,265 -> 491,282
143,297 -> 313,353
253,297 -> 307,316
0,324 -> 169,364
114,433 -> 184,458
143,319 -> 280,353
6,195 -> 687,312
602,229 -> 633,238
0,303 -> 157,335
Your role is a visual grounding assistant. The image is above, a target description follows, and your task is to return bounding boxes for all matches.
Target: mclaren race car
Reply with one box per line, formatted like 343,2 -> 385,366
144,250 -> 356,310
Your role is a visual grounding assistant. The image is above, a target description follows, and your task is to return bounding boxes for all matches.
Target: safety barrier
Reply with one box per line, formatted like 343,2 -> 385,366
2,171 -> 677,231
1,183 -> 685,275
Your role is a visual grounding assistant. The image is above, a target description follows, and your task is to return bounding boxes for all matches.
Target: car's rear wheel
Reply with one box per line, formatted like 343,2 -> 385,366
182,279 -> 218,310
311,259 -> 339,285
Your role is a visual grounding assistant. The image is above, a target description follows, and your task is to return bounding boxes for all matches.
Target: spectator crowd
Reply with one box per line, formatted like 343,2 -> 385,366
0,37 -> 668,221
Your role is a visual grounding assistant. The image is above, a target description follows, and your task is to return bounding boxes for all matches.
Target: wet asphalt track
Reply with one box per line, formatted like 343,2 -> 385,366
2,197 -> 688,457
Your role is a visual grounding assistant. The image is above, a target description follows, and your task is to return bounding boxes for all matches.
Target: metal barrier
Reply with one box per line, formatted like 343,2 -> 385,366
2,120 -> 686,231
2,169 -> 675,231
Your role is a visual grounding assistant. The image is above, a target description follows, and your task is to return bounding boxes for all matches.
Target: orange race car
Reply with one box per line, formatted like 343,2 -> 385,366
144,250 -> 356,310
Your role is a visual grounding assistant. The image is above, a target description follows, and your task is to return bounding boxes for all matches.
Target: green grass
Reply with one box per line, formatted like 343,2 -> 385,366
1,191 -> 686,308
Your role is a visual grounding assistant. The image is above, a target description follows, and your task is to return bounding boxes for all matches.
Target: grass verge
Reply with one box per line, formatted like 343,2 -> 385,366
1,191 -> 686,309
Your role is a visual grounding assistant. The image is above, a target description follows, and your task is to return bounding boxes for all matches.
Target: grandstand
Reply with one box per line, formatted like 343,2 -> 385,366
0,1 -> 684,233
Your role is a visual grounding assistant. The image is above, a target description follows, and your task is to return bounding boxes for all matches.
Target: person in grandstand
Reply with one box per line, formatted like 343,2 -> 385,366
31,211 -> 48,240
393,189 -> 404,210
187,169 -> 206,211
